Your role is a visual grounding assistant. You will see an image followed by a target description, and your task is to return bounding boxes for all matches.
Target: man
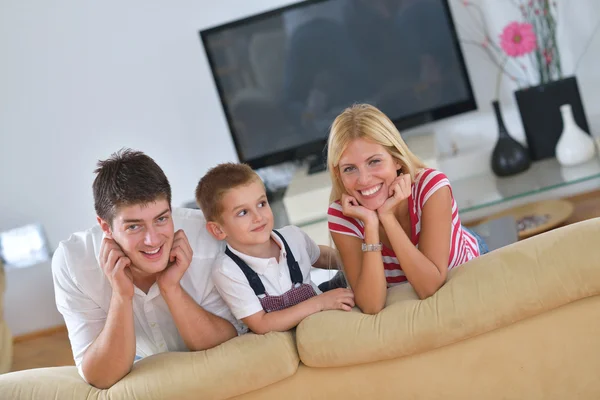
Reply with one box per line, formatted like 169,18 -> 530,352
52,149 -> 243,389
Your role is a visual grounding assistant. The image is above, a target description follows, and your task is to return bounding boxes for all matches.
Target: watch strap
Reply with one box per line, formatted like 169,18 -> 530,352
361,242 -> 383,252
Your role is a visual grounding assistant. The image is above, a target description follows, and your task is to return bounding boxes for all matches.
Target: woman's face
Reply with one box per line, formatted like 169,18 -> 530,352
337,137 -> 402,210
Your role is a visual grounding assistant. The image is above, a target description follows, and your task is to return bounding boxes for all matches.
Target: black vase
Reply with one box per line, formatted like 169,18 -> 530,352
490,100 -> 531,177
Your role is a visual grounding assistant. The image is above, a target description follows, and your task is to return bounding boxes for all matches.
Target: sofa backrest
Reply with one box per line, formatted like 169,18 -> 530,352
296,218 -> 600,368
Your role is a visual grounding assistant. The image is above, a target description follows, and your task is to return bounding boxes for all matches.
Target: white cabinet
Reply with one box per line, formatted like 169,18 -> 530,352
282,167 -> 338,286
299,220 -> 336,287
299,220 -> 331,246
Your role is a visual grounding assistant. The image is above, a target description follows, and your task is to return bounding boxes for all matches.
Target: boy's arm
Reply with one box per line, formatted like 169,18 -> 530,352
242,288 -> 354,334
294,226 -> 340,270
212,258 -> 354,335
312,245 -> 341,270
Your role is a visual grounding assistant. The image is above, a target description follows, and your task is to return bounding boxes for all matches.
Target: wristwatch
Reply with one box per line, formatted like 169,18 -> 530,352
361,242 -> 383,252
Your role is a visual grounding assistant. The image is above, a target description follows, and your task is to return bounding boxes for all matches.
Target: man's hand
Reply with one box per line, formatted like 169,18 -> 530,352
100,238 -> 134,299
157,229 -> 193,293
315,288 -> 355,312
341,194 -> 378,226
377,174 -> 411,218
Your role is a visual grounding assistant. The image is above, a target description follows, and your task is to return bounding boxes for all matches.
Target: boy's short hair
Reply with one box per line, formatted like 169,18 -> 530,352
93,148 -> 171,225
196,163 -> 261,222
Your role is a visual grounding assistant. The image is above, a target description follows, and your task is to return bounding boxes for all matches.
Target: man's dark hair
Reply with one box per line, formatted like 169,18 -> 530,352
93,148 -> 171,225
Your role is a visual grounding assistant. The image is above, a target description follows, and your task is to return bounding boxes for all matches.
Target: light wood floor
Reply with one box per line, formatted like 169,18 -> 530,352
11,326 -> 74,372
9,189 -> 600,373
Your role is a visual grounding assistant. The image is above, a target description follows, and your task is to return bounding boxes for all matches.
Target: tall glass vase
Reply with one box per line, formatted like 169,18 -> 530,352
490,100 -> 531,177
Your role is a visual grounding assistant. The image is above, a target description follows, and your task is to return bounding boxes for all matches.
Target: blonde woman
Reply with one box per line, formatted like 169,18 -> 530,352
326,104 -> 487,314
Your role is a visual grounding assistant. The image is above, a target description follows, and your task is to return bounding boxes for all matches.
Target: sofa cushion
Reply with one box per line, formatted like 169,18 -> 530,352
297,218 -> 600,368
109,331 -> 298,400
0,331 -> 298,400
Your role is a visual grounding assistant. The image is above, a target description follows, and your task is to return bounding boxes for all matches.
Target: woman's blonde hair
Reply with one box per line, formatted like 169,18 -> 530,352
327,104 -> 426,203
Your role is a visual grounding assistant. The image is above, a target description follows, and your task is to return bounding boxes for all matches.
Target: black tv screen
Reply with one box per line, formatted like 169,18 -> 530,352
201,0 -> 476,169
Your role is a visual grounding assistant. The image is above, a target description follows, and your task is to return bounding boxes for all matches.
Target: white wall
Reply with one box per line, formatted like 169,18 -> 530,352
1,0 -> 599,335
0,0 -> 298,334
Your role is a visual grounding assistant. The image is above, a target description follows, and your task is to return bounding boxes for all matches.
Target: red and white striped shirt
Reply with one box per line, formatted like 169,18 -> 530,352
328,168 -> 479,287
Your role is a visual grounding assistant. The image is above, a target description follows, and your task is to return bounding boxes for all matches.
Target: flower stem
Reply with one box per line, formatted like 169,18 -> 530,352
575,18 -> 600,73
496,57 -> 508,100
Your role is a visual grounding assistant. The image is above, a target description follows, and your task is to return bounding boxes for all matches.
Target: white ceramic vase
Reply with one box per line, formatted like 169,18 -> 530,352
555,104 -> 596,166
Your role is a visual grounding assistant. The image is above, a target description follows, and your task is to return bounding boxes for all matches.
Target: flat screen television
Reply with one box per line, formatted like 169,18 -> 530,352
200,0 -> 476,170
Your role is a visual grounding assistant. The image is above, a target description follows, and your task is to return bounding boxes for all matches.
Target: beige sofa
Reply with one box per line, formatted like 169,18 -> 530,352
1,218 -> 600,399
0,259 -> 13,374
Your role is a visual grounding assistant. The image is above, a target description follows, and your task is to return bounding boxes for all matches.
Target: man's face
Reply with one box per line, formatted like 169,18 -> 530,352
100,198 -> 174,277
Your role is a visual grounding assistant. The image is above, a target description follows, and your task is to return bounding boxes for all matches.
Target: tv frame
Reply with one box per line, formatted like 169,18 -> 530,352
200,0 -> 477,170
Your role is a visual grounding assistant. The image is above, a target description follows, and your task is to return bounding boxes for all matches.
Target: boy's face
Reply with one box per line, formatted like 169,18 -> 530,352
209,179 -> 274,251
98,198 -> 174,277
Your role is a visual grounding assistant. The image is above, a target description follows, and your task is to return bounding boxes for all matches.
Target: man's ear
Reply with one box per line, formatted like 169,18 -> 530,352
97,216 -> 113,239
206,221 -> 227,241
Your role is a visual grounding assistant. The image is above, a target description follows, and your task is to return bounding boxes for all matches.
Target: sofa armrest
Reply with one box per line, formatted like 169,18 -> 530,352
0,260 -> 12,374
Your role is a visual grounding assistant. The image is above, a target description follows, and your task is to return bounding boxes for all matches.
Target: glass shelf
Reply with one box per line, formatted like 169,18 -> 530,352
452,157 -> 600,213
281,156 -> 600,230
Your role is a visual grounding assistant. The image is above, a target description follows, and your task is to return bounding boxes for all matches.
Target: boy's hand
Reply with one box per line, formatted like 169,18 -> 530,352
100,238 -> 134,300
316,288 -> 355,312
157,229 -> 193,293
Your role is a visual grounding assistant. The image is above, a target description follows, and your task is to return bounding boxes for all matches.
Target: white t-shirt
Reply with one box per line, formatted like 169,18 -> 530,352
52,207 -> 244,380
212,225 -> 321,320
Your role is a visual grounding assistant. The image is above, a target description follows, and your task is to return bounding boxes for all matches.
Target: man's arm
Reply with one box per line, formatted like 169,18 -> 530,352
161,285 -> 237,350
158,230 -> 237,351
52,239 -> 137,389
80,293 -> 136,388
82,239 -> 137,388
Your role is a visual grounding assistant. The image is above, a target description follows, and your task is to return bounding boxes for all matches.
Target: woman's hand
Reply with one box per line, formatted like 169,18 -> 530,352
341,194 -> 378,226
377,174 -> 412,218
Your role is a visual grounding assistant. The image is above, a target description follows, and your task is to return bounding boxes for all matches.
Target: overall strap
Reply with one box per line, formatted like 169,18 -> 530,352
224,246 -> 266,296
272,230 -> 304,285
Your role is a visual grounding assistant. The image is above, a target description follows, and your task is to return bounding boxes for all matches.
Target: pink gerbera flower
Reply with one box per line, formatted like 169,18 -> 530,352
500,22 -> 537,57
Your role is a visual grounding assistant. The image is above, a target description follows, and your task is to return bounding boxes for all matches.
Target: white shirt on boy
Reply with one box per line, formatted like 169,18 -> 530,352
52,207 -> 244,380
211,225 -> 323,320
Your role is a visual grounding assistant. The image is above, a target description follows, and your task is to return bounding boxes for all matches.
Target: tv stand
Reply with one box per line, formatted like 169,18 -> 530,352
283,165 -> 332,227
307,157 -> 327,175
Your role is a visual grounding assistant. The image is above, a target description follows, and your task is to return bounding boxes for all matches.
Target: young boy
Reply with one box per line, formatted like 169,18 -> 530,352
196,163 -> 355,334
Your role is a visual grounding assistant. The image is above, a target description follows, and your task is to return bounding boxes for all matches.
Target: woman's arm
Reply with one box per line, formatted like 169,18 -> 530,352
379,187 -> 452,299
331,224 -> 388,314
